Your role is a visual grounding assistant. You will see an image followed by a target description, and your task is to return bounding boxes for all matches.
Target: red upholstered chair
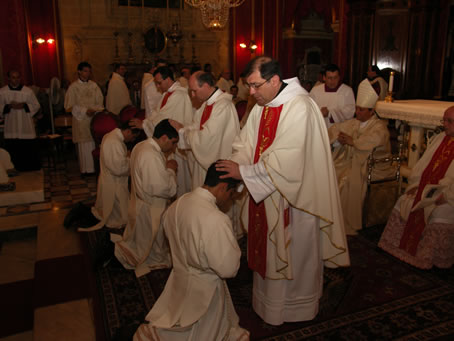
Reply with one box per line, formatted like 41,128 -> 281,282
90,111 -> 120,175
119,105 -> 138,124
235,100 -> 248,122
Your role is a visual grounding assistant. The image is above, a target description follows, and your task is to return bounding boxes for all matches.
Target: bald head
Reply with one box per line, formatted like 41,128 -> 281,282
443,106 -> 454,137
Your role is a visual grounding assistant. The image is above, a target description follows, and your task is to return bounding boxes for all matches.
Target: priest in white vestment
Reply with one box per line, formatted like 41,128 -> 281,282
171,71 -> 242,237
216,56 -> 350,326
0,70 -> 41,171
82,122 -> 140,232
64,62 -> 104,174
178,66 -> 190,88
106,64 -> 131,115
216,69 -> 234,93
379,106 -> 454,269
309,64 -> 355,128
134,163 -> 249,341
138,66 -> 193,197
328,79 -> 394,235
113,119 -> 179,277
141,60 -> 167,110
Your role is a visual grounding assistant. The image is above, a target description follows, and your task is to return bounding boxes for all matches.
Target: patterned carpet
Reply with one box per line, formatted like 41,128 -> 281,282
82,225 -> 454,341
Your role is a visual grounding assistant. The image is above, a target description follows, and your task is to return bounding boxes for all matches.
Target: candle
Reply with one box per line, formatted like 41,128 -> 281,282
388,71 -> 394,92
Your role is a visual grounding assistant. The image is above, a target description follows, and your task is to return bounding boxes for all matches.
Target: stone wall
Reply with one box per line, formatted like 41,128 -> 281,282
58,0 -> 229,85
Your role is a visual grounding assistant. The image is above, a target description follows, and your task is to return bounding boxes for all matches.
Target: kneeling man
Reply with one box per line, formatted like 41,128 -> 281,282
134,163 -> 249,341
114,119 -> 178,277
86,121 -> 141,231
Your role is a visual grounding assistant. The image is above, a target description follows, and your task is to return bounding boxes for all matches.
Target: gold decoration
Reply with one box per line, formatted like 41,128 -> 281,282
184,0 -> 246,30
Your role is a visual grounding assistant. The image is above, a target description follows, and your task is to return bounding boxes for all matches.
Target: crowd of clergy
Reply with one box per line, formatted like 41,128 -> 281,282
0,55 -> 453,340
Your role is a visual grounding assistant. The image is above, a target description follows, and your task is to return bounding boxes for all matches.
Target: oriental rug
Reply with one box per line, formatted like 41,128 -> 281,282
82,225 -> 454,340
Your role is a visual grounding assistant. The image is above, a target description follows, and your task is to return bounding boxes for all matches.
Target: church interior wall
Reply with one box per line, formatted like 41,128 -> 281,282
58,0 -> 230,85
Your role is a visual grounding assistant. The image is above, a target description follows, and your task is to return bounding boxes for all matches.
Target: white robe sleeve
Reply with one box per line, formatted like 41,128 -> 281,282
239,161 -> 276,203
203,213 -> 241,279
26,89 -> 40,117
102,138 -> 129,177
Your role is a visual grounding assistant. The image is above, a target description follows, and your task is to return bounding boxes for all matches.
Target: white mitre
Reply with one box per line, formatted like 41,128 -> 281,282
356,78 -> 379,108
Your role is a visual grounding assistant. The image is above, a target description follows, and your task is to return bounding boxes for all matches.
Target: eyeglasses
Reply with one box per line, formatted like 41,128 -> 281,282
245,77 -> 271,90
440,118 -> 454,125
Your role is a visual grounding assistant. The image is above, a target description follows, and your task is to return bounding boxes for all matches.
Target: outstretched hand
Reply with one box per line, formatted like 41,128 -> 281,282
215,160 -> 242,180
129,118 -> 143,130
169,119 -> 184,131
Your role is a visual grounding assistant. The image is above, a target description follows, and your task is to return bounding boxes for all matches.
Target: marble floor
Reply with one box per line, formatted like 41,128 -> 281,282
0,159 -> 97,341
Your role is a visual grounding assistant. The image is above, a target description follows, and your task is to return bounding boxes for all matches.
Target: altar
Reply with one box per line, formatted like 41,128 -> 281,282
375,99 -> 453,169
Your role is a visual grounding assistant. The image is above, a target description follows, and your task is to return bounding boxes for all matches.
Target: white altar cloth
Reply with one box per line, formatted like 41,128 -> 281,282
375,100 -> 453,128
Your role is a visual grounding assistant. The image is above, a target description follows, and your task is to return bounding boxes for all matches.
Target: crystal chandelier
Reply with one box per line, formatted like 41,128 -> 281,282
184,0 -> 246,30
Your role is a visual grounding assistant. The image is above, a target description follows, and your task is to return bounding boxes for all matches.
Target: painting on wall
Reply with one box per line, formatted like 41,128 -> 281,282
118,0 -> 182,8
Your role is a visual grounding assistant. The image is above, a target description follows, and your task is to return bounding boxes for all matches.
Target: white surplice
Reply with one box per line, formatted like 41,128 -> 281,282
0,85 -> 40,139
134,187 -> 249,341
231,78 -> 350,325
143,78 -> 162,118
64,79 -> 104,173
216,77 -> 234,93
114,138 -> 176,277
309,83 -> 355,128
0,148 -> 14,183
141,72 -> 153,109
328,116 -> 394,234
178,88 -> 240,189
87,128 -> 129,230
106,72 -> 131,115
142,81 -> 194,197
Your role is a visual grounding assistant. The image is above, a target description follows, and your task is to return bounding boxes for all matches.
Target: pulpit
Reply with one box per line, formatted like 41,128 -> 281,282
375,100 -> 453,171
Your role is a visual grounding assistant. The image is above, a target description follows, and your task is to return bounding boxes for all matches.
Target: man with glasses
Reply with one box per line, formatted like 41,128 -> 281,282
309,63 -> 355,128
216,56 -> 350,326
379,106 -> 454,269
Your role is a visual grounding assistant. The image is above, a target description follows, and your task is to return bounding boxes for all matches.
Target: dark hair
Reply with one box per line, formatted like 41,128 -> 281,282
370,65 -> 380,74
153,119 -> 178,139
77,62 -> 91,71
324,64 -> 340,75
190,65 -> 202,74
120,120 -> 141,135
230,85 -> 238,91
203,63 -> 212,72
243,56 -> 282,81
7,70 -> 19,78
153,66 -> 174,81
204,161 -> 241,190
114,63 -> 126,72
195,72 -> 215,87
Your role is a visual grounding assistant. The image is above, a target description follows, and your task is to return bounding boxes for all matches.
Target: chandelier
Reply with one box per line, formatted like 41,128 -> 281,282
184,0 -> 246,30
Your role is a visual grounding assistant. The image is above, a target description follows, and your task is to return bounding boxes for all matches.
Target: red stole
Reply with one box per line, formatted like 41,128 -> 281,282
399,136 -> 454,255
199,103 -> 214,130
248,105 -> 284,278
160,91 -> 173,109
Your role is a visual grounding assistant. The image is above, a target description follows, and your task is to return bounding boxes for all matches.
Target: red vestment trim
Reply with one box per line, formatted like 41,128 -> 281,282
160,91 -> 173,109
248,105 -> 284,279
199,103 -> 214,130
399,136 -> 454,255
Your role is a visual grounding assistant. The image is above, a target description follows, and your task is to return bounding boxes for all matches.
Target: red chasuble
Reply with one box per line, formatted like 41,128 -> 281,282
199,104 -> 214,130
399,136 -> 454,255
248,105 -> 284,278
160,91 -> 173,109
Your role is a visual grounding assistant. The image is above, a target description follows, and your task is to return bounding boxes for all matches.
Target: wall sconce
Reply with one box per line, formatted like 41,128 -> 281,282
240,40 -> 258,53
32,34 -> 55,48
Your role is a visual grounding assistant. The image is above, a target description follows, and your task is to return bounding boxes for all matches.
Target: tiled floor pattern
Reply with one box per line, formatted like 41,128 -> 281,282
0,159 -> 97,340
0,160 -> 97,219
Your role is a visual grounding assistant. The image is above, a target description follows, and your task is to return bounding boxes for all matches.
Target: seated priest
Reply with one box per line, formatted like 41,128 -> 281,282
328,78 -> 394,235
378,106 -> 454,269
82,121 -> 141,232
113,119 -> 178,277
134,162 -> 249,341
